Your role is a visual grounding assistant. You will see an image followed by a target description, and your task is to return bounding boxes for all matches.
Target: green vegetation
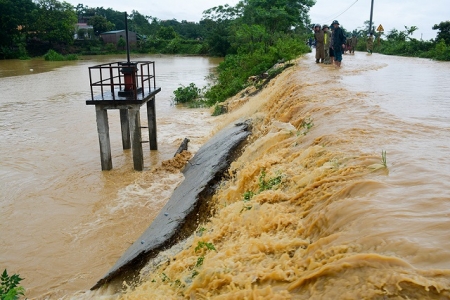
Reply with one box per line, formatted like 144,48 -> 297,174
211,104 -> 226,116
241,169 -> 284,212
190,241 -> 217,278
194,241 -> 216,253
298,118 -> 314,136
241,191 -> 255,212
243,191 -> 255,201
200,0 -> 313,105
259,169 -> 283,192
195,256 -> 205,268
196,227 -> 207,236
1,269 -> 25,300
173,83 -> 201,104
1,0 -> 314,109
43,49 -> 78,61
1,0 -> 448,63
381,150 -> 387,168
353,22 -> 450,61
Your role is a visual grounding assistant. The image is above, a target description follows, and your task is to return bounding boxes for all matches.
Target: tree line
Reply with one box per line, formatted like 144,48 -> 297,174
1,0 -> 448,60
360,22 -> 450,61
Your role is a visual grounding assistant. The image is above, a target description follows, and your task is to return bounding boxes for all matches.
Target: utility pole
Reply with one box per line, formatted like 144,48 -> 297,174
369,0 -> 374,35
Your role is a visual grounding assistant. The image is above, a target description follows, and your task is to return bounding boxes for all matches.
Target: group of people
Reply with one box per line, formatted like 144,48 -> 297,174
345,35 -> 358,54
312,20 -> 375,68
313,20 -> 347,68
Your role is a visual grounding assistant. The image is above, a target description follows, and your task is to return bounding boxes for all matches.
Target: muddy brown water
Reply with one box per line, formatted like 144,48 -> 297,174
1,52 -> 450,299
121,52 -> 450,299
0,54 -> 222,299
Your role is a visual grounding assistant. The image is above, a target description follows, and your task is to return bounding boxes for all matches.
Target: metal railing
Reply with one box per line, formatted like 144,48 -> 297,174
88,61 -> 156,101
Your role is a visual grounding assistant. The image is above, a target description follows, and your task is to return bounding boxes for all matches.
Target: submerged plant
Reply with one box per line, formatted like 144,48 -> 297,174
259,169 -> 283,192
381,150 -> 387,168
191,270 -> 199,278
239,191 -> 255,212
196,227 -> 207,236
243,191 -> 254,201
240,170 -> 283,212
368,150 -> 388,171
195,241 -> 216,253
195,256 -> 205,268
297,118 -> 314,136
173,83 -> 201,104
161,272 -> 170,282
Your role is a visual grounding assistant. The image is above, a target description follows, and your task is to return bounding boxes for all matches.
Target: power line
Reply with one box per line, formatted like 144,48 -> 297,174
320,0 -> 359,24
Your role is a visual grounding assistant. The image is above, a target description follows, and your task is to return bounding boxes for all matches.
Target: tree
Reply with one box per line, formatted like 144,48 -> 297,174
203,0 -> 314,54
240,0 -> 314,35
231,24 -> 268,53
157,26 -> 177,39
0,0 -> 36,57
130,10 -> 153,36
432,21 -> 450,45
88,15 -> 115,36
201,5 -> 239,56
405,25 -> 418,36
117,36 -> 126,50
31,0 -> 77,45
96,7 -> 126,30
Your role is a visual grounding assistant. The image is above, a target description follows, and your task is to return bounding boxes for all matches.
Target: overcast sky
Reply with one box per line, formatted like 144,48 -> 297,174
64,0 -> 447,41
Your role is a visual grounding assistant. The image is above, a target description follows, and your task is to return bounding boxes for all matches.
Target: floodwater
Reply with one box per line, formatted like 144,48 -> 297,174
0,54 -> 222,299
121,52 -> 450,299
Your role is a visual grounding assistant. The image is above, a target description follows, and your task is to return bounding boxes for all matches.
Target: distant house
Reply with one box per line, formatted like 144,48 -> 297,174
74,23 -> 93,39
100,30 -> 137,46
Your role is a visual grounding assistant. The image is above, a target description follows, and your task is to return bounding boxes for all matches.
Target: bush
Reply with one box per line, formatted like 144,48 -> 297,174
104,43 -> 117,53
204,35 -> 310,105
173,83 -> 201,104
44,49 -> 65,61
432,39 -> 450,61
43,49 -> 78,61
65,54 -> 78,60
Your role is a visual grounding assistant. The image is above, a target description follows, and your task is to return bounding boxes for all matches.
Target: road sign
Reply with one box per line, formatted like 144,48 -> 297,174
377,24 -> 384,32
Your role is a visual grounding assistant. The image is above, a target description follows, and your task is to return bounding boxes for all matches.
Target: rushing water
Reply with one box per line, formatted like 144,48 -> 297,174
121,53 -> 450,299
2,52 -> 450,299
0,55 -> 222,299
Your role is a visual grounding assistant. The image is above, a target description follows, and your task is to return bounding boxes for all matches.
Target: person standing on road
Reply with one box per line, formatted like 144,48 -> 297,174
323,24 -> 332,64
329,24 -> 335,65
367,33 -> 374,54
314,24 -> 325,63
331,20 -> 346,68
351,35 -> 358,54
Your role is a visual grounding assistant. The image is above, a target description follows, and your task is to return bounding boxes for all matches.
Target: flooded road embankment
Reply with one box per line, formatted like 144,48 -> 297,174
120,52 -> 450,299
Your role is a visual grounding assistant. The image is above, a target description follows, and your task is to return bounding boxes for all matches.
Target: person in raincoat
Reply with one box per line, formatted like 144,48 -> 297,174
367,33 -> 374,54
331,20 -> 346,68
323,24 -> 332,64
314,24 -> 325,63
345,36 -> 352,53
350,35 -> 358,54
329,24 -> 335,65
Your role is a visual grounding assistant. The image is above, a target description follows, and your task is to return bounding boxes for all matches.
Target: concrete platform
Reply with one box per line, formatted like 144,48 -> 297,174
86,87 -> 161,106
